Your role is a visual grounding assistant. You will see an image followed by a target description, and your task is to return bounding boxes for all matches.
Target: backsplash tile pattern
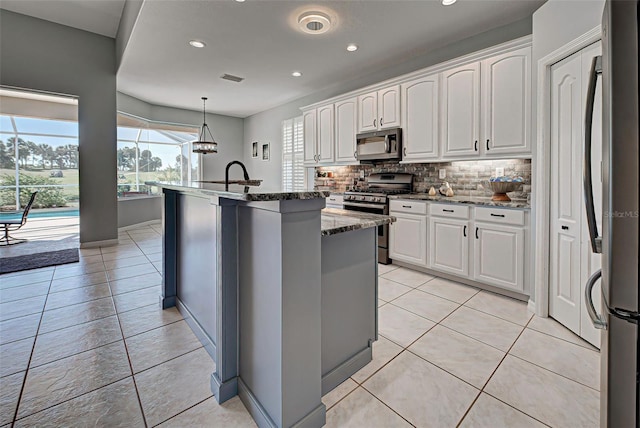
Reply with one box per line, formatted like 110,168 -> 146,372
315,159 -> 531,201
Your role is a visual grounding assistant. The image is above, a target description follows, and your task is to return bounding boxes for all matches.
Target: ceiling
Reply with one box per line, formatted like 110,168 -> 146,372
0,0 -> 125,37
118,0 -> 544,118
2,0 -> 545,119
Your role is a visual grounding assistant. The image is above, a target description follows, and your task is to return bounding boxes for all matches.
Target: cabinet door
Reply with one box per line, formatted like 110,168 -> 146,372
428,217 -> 469,276
335,98 -> 358,163
441,62 -> 481,157
474,223 -> 524,292
378,85 -> 401,129
303,109 -> 317,165
389,213 -> 427,267
402,76 -> 439,160
317,104 -> 334,163
358,92 -> 378,132
482,46 -> 531,155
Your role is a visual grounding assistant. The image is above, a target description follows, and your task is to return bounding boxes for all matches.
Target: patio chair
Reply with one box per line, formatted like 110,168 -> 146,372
0,192 -> 38,246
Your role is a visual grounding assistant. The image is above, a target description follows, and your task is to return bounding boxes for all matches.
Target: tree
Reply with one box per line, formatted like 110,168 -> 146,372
0,141 -> 14,169
6,137 -> 29,168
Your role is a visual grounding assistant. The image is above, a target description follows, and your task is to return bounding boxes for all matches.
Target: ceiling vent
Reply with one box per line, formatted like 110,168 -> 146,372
221,74 -> 245,83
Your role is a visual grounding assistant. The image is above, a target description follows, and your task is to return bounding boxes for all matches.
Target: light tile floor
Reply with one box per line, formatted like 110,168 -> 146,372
0,223 -> 600,427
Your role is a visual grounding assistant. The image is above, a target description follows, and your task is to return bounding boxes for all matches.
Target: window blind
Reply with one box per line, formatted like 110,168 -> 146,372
282,116 -> 305,191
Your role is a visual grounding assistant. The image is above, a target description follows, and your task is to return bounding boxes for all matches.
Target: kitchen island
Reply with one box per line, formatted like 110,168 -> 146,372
149,181 -> 393,428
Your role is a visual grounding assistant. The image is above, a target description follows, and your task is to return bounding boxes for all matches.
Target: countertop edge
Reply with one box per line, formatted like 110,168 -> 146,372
387,194 -> 530,209
147,181 -> 330,201
321,208 -> 395,236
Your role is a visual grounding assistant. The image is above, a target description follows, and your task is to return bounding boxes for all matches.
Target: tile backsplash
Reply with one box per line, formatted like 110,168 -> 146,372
314,159 -> 531,201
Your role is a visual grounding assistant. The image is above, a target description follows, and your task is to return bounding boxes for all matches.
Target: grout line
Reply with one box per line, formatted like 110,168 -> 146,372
359,384 -> 418,427
149,394 -> 212,427
106,232 -> 149,428
10,270 -> 55,426
525,324 -> 599,351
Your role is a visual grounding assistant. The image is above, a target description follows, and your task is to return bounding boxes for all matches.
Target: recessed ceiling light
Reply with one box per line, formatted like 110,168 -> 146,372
298,11 -> 332,34
235,0 -> 245,2
442,0 -> 457,5
347,44 -> 358,52
189,40 -> 206,48
292,71 -> 302,77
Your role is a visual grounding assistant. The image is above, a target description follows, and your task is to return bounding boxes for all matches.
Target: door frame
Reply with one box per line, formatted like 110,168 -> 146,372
533,26 -> 602,316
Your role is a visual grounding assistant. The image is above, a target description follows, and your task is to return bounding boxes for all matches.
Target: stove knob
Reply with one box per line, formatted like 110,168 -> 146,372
360,196 -> 366,201
375,197 -> 381,202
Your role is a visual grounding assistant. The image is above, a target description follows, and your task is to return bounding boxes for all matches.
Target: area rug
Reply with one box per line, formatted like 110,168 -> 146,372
0,241 -> 79,274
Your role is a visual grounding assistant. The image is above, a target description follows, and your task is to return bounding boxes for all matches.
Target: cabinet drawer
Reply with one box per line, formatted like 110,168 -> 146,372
326,194 -> 344,206
475,207 -> 524,226
429,203 -> 469,219
390,200 -> 427,215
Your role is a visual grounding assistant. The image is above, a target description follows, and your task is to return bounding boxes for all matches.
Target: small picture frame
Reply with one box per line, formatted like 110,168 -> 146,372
262,143 -> 270,161
252,142 -> 258,158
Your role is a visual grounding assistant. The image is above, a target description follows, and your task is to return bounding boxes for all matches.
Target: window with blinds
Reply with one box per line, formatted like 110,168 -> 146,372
282,116 -> 305,191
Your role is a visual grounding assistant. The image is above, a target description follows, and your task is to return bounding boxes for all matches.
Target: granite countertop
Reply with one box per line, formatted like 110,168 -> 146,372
321,208 -> 395,236
147,181 -> 330,202
388,193 -> 530,209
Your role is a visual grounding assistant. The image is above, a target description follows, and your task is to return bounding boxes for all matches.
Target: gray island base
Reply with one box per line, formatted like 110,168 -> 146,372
151,181 -> 394,428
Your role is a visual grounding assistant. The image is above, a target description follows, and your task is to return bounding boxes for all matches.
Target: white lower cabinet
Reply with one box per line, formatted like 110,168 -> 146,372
473,223 -> 525,292
389,207 -> 428,267
428,217 -> 470,277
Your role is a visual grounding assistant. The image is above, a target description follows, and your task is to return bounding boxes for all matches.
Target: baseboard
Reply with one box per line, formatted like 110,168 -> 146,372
118,220 -> 161,231
527,299 -> 536,315
321,345 -> 372,395
80,238 -> 119,249
238,378 -> 326,428
176,299 -> 217,362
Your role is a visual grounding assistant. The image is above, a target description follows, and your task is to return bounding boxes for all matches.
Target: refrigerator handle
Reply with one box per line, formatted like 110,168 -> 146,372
583,55 -> 603,254
585,269 -> 607,329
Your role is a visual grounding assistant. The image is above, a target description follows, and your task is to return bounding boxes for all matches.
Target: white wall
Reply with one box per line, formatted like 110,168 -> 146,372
1,10 -> 118,245
243,17 -> 533,188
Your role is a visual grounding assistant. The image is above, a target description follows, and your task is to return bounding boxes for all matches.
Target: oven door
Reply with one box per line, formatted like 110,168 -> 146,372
342,201 -> 389,253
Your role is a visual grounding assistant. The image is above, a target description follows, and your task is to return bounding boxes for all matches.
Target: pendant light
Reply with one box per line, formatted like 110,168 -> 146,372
192,97 -> 218,154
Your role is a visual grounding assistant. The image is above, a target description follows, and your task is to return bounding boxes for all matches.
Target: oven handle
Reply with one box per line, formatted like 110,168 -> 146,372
343,202 -> 387,211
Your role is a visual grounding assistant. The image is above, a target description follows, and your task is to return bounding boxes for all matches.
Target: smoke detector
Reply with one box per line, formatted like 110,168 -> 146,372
298,11 -> 332,34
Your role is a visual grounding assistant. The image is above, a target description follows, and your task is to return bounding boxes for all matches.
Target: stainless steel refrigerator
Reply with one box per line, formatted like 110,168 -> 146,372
583,1 -> 639,426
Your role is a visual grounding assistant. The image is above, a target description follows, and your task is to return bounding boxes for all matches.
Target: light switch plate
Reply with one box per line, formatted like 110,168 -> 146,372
495,167 -> 504,177
439,169 -> 446,179
360,170 -> 365,179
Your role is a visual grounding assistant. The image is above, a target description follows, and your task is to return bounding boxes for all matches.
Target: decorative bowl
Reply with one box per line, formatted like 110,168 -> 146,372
488,180 -> 522,201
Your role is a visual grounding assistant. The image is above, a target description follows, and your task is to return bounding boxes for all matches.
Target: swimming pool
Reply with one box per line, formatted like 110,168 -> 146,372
0,209 -> 79,219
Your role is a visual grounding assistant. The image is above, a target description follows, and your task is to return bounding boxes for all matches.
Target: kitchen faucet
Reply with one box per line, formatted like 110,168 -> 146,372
225,161 -> 250,191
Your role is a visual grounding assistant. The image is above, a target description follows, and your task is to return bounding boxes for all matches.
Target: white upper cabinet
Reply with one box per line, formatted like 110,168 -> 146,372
317,104 -> 334,163
358,85 -> 401,132
334,98 -> 358,163
303,109 -> 317,165
402,74 -> 439,161
482,46 -> 531,155
358,92 -> 378,132
378,85 -> 401,129
441,62 -> 481,157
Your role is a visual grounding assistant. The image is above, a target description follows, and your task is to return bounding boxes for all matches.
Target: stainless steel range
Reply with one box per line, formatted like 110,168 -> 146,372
343,173 -> 413,264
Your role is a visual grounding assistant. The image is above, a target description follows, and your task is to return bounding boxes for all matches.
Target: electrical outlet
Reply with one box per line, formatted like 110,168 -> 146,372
359,170 -> 365,179
495,167 -> 504,177
439,169 -> 446,179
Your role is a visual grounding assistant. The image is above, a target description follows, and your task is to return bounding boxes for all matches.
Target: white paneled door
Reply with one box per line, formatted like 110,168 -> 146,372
549,42 -> 602,348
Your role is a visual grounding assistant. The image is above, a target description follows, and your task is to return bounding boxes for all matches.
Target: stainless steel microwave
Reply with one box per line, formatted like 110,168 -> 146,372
356,128 -> 402,162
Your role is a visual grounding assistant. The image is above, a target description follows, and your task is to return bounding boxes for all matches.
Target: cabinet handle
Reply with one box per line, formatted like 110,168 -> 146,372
380,117 -> 383,126
373,119 -> 377,128
490,213 -> 505,218
443,209 -> 454,213
486,139 -> 490,151
474,140 -> 478,151
402,205 -> 412,208
403,147 -> 407,156
463,225 -> 467,237
562,225 -> 569,230
475,227 -> 479,239
354,151 -> 357,159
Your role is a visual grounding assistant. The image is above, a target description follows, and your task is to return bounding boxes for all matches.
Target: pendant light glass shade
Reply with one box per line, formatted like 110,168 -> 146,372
192,97 -> 218,154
